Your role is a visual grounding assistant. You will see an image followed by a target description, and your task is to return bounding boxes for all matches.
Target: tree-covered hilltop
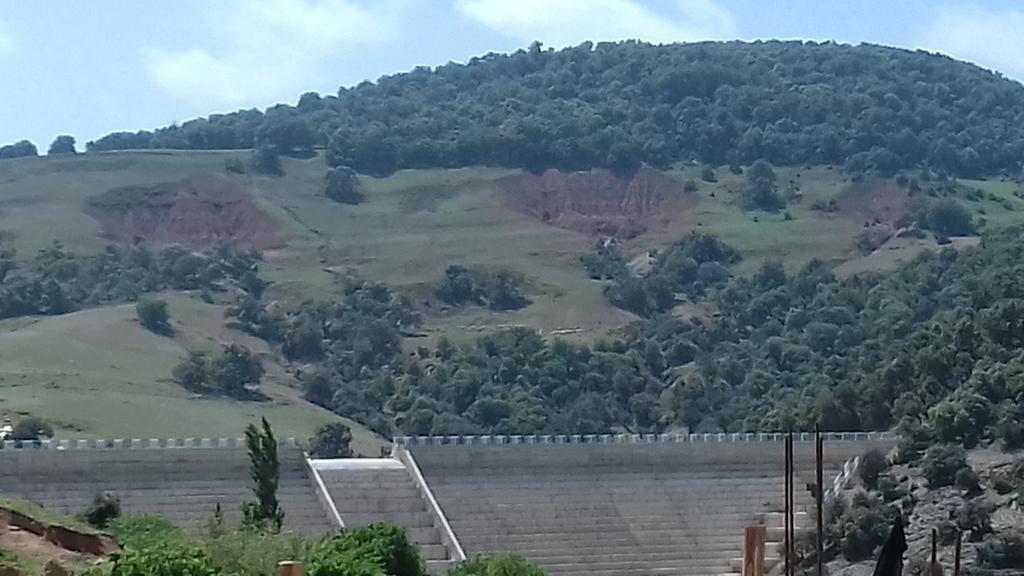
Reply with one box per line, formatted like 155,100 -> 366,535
85,41 -> 1024,177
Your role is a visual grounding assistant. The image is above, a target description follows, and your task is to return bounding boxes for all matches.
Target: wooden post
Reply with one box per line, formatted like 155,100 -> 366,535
815,429 -> 824,576
931,529 -> 939,576
784,434 -> 791,576
953,530 -> 962,576
279,561 -> 304,576
743,525 -> 767,576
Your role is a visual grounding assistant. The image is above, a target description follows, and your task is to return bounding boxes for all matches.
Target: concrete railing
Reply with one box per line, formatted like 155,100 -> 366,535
394,445 -> 466,563
394,431 -> 894,447
0,437 -> 302,450
824,455 -> 861,503
304,452 -> 345,529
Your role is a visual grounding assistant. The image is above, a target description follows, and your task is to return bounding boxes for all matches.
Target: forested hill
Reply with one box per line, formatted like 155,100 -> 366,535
87,41 -> 1024,177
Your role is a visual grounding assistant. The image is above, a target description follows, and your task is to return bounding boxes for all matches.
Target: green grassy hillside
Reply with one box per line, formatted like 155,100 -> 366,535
3,151 -> 1024,438
0,291 -> 383,454
4,152 -> 1024,335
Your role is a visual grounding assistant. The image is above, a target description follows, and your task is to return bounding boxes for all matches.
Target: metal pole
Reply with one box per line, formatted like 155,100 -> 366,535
789,432 -> 796,576
931,528 -> 938,573
954,530 -> 962,576
816,429 -> 824,576
784,434 -> 791,576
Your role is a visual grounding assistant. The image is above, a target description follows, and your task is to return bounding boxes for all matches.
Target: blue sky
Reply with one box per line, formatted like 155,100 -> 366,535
1,0 -> 1022,149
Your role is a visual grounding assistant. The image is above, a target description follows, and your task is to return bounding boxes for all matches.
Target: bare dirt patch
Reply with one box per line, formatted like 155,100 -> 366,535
834,179 -> 910,226
0,511 -> 112,573
87,175 -> 281,248
505,167 -> 691,238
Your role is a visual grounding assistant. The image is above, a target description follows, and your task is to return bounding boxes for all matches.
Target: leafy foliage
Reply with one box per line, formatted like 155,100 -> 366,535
858,449 -> 889,489
310,524 -> 424,576
86,42 -> 1024,178
309,422 -> 353,458
743,159 -> 785,211
324,166 -> 364,204
110,546 -> 219,576
0,140 -> 38,159
113,516 -> 185,550
976,530 -> 1024,569
251,145 -> 283,176
10,416 -> 54,441
48,135 -> 77,155
448,555 -> 546,576
242,418 -> 284,532
435,266 -> 529,311
236,226 -> 1024,440
0,240 -> 259,321
594,232 -> 739,316
172,345 -> 264,399
136,298 -> 172,335
922,445 -> 969,488
826,490 -> 900,561
957,499 -> 993,541
80,493 -> 122,529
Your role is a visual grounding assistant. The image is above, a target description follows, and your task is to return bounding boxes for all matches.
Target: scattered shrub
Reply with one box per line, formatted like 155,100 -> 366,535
700,165 -> 717,182
325,166 -> 363,204
225,158 -> 247,174
683,179 -> 699,193
449,555 -> 546,576
922,444 -> 969,488
251,145 -> 283,176
859,449 -> 889,489
826,491 -> 898,561
435,265 -> 529,311
958,499 -> 994,541
309,423 -> 353,458
956,467 -> 982,496
136,298 -> 172,335
80,493 -> 122,529
10,416 -> 54,441
977,530 -> 1024,569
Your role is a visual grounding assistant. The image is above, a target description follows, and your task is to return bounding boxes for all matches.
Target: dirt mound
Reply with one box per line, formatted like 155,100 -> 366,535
506,167 -> 683,237
87,175 -> 280,248
835,179 -> 910,225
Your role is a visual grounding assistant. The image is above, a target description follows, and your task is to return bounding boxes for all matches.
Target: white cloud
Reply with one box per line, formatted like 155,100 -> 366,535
917,6 -> 1024,81
144,0 -> 407,108
0,20 -> 17,58
456,0 -> 737,47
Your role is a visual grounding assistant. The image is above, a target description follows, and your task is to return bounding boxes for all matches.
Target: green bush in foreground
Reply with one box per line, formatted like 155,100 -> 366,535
113,516 -> 184,550
110,546 -> 218,576
448,555 -> 546,576
310,524 -> 423,576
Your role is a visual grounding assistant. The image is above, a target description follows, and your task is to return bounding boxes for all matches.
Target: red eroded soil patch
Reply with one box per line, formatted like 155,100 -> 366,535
834,179 -> 910,225
87,175 -> 281,248
505,167 -> 690,238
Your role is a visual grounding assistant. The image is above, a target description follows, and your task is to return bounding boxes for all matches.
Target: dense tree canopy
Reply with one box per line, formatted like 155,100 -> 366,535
86,41 -> 1024,177
229,227 -> 1024,444
47,135 -> 77,155
0,240 -> 259,321
0,140 -> 38,159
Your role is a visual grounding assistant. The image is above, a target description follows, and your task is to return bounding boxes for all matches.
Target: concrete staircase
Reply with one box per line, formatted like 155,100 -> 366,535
312,458 -> 456,574
0,445 -> 332,534
411,440 -> 883,576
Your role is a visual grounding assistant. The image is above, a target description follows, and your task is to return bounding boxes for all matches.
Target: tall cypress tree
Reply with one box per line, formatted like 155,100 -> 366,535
241,417 -> 284,531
